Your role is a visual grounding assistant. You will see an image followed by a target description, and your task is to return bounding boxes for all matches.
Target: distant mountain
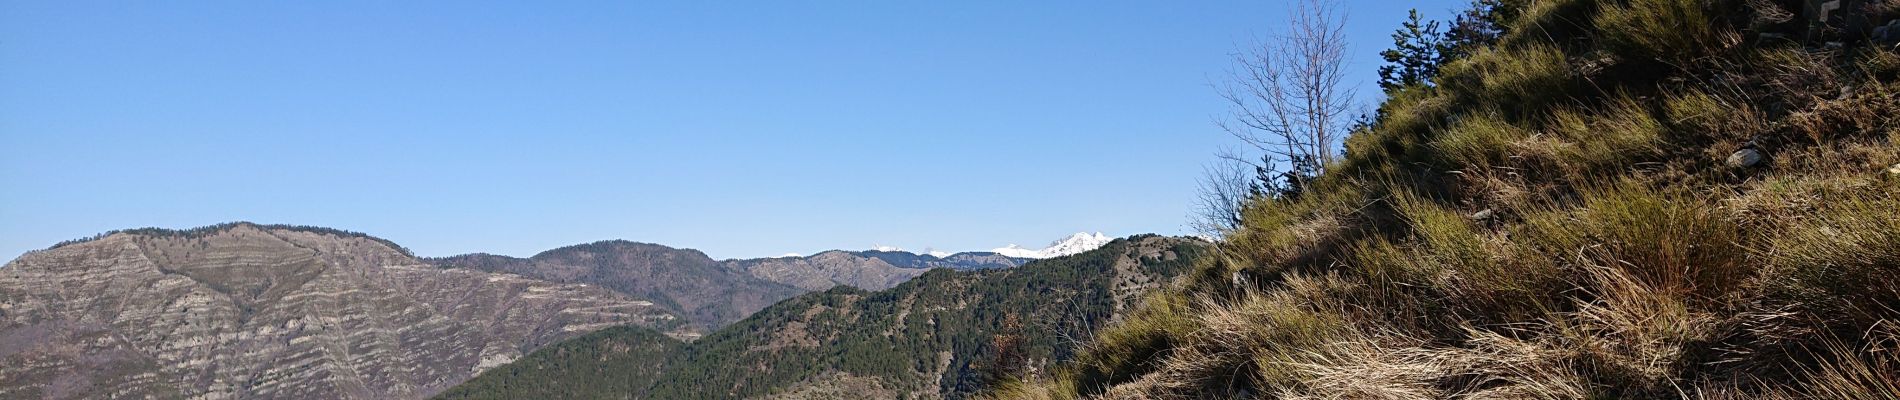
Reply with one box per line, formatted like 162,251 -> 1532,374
0,223 -> 692,400
991,232 -> 1113,259
435,235 -> 1208,400
432,241 -> 809,331
433,244 -> 1028,328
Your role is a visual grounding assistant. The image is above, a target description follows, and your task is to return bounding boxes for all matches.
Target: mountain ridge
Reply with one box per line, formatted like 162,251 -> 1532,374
0,222 -> 693,400
431,241 -> 1031,328
435,234 -> 1210,400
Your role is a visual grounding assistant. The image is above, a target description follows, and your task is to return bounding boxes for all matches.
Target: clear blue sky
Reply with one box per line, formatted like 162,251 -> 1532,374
2,1 -> 1463,260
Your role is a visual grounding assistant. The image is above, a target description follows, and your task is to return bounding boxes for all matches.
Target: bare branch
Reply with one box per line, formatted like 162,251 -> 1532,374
1191,151 -> 1255,239
1215,0 -> 1356,195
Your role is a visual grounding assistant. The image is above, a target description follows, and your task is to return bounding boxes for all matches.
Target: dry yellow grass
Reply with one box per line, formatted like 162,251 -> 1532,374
992,0 -> 1900,398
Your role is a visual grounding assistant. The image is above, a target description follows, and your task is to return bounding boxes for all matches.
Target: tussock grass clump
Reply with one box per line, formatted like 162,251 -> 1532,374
1751,191 -> 1900,353
1438,43 -> 1577,120
1337,90 -> 1453,179
1553,94 -> 1667,168
1500,0 -> 1599,49
1594,0 -> 1736,66
1394,192 -> 1565,325
1434,112 -> 1531,170
1150,276 -> 1354,398
1522,182 -> 1748,302
1061,291 -> 1200,396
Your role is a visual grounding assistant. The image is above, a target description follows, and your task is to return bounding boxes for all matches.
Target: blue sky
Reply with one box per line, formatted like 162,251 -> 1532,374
1,1 -> 1464,260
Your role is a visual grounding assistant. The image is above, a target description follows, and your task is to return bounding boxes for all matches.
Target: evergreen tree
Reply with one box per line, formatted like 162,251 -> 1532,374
1378,9 -> 1446,92
1442,0 -> 1509,61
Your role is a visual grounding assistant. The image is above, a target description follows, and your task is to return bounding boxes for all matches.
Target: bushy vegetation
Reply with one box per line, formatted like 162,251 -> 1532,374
436,236 -> 1209,399
433,326 -> 686,400
997,0 -> 1900,398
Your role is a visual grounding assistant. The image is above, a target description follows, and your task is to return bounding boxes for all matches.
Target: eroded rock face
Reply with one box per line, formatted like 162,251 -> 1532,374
0,223 -> 692,400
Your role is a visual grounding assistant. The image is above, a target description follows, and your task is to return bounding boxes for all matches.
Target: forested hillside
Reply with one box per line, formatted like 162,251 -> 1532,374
998,0 -> 1900,398
434,235 -> 1208,400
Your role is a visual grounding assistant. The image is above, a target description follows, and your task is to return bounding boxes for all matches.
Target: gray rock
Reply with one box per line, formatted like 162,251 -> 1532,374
1471,209 -> 1497,221
1728,148 -> 1765,168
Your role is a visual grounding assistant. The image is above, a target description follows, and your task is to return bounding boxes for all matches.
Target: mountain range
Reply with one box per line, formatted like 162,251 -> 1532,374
435,234 -> 1208,399
0,223 -> 694,399
0,223 -> 1126,399
430,242 -> 1033,329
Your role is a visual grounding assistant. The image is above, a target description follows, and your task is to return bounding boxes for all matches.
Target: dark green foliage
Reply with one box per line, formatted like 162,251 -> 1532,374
1249,154 -> 1323,202
435,236 -> 1208,400
434,326 -> 686,400
1443,0 -> 1509,60
1379,10 -> 1448,92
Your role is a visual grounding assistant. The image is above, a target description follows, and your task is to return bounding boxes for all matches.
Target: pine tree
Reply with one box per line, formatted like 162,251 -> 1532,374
1443,0 -> 1508,61
1378,9 -> 1446,92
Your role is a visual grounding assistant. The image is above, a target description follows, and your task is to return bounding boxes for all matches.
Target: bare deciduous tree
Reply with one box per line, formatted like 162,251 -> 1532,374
1191,148 -> 1255,239
1216,0 -> 1356,193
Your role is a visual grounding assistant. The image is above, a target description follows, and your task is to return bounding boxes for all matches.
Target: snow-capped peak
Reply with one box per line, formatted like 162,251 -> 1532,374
1040,232 -> 1112,258
991,244 -> 1040,258
871,244 -> 904,252
990,232 -> 1112,259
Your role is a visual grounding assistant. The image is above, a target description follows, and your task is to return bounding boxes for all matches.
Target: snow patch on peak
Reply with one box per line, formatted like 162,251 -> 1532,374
871,245 -> 904,252
990,232 -> 1113,259
922,248 -> 952,258
991,244 -> 1041,258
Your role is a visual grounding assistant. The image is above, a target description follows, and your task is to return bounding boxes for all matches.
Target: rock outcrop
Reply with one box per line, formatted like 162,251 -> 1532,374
0,223 -> 692,400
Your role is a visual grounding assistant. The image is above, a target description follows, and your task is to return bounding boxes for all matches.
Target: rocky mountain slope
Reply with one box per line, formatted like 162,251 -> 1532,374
433,241 -> 808,331
433,243 -> 1027,328
434,235 -> 1207,400
0,223 -> 693,400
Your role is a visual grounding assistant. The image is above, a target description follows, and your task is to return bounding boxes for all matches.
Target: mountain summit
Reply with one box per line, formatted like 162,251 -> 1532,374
992,231 -> 1113,259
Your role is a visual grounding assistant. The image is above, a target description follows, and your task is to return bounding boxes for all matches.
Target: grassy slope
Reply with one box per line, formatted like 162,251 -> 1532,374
999,0 -> 1900,398
435,236 -> 1208,400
